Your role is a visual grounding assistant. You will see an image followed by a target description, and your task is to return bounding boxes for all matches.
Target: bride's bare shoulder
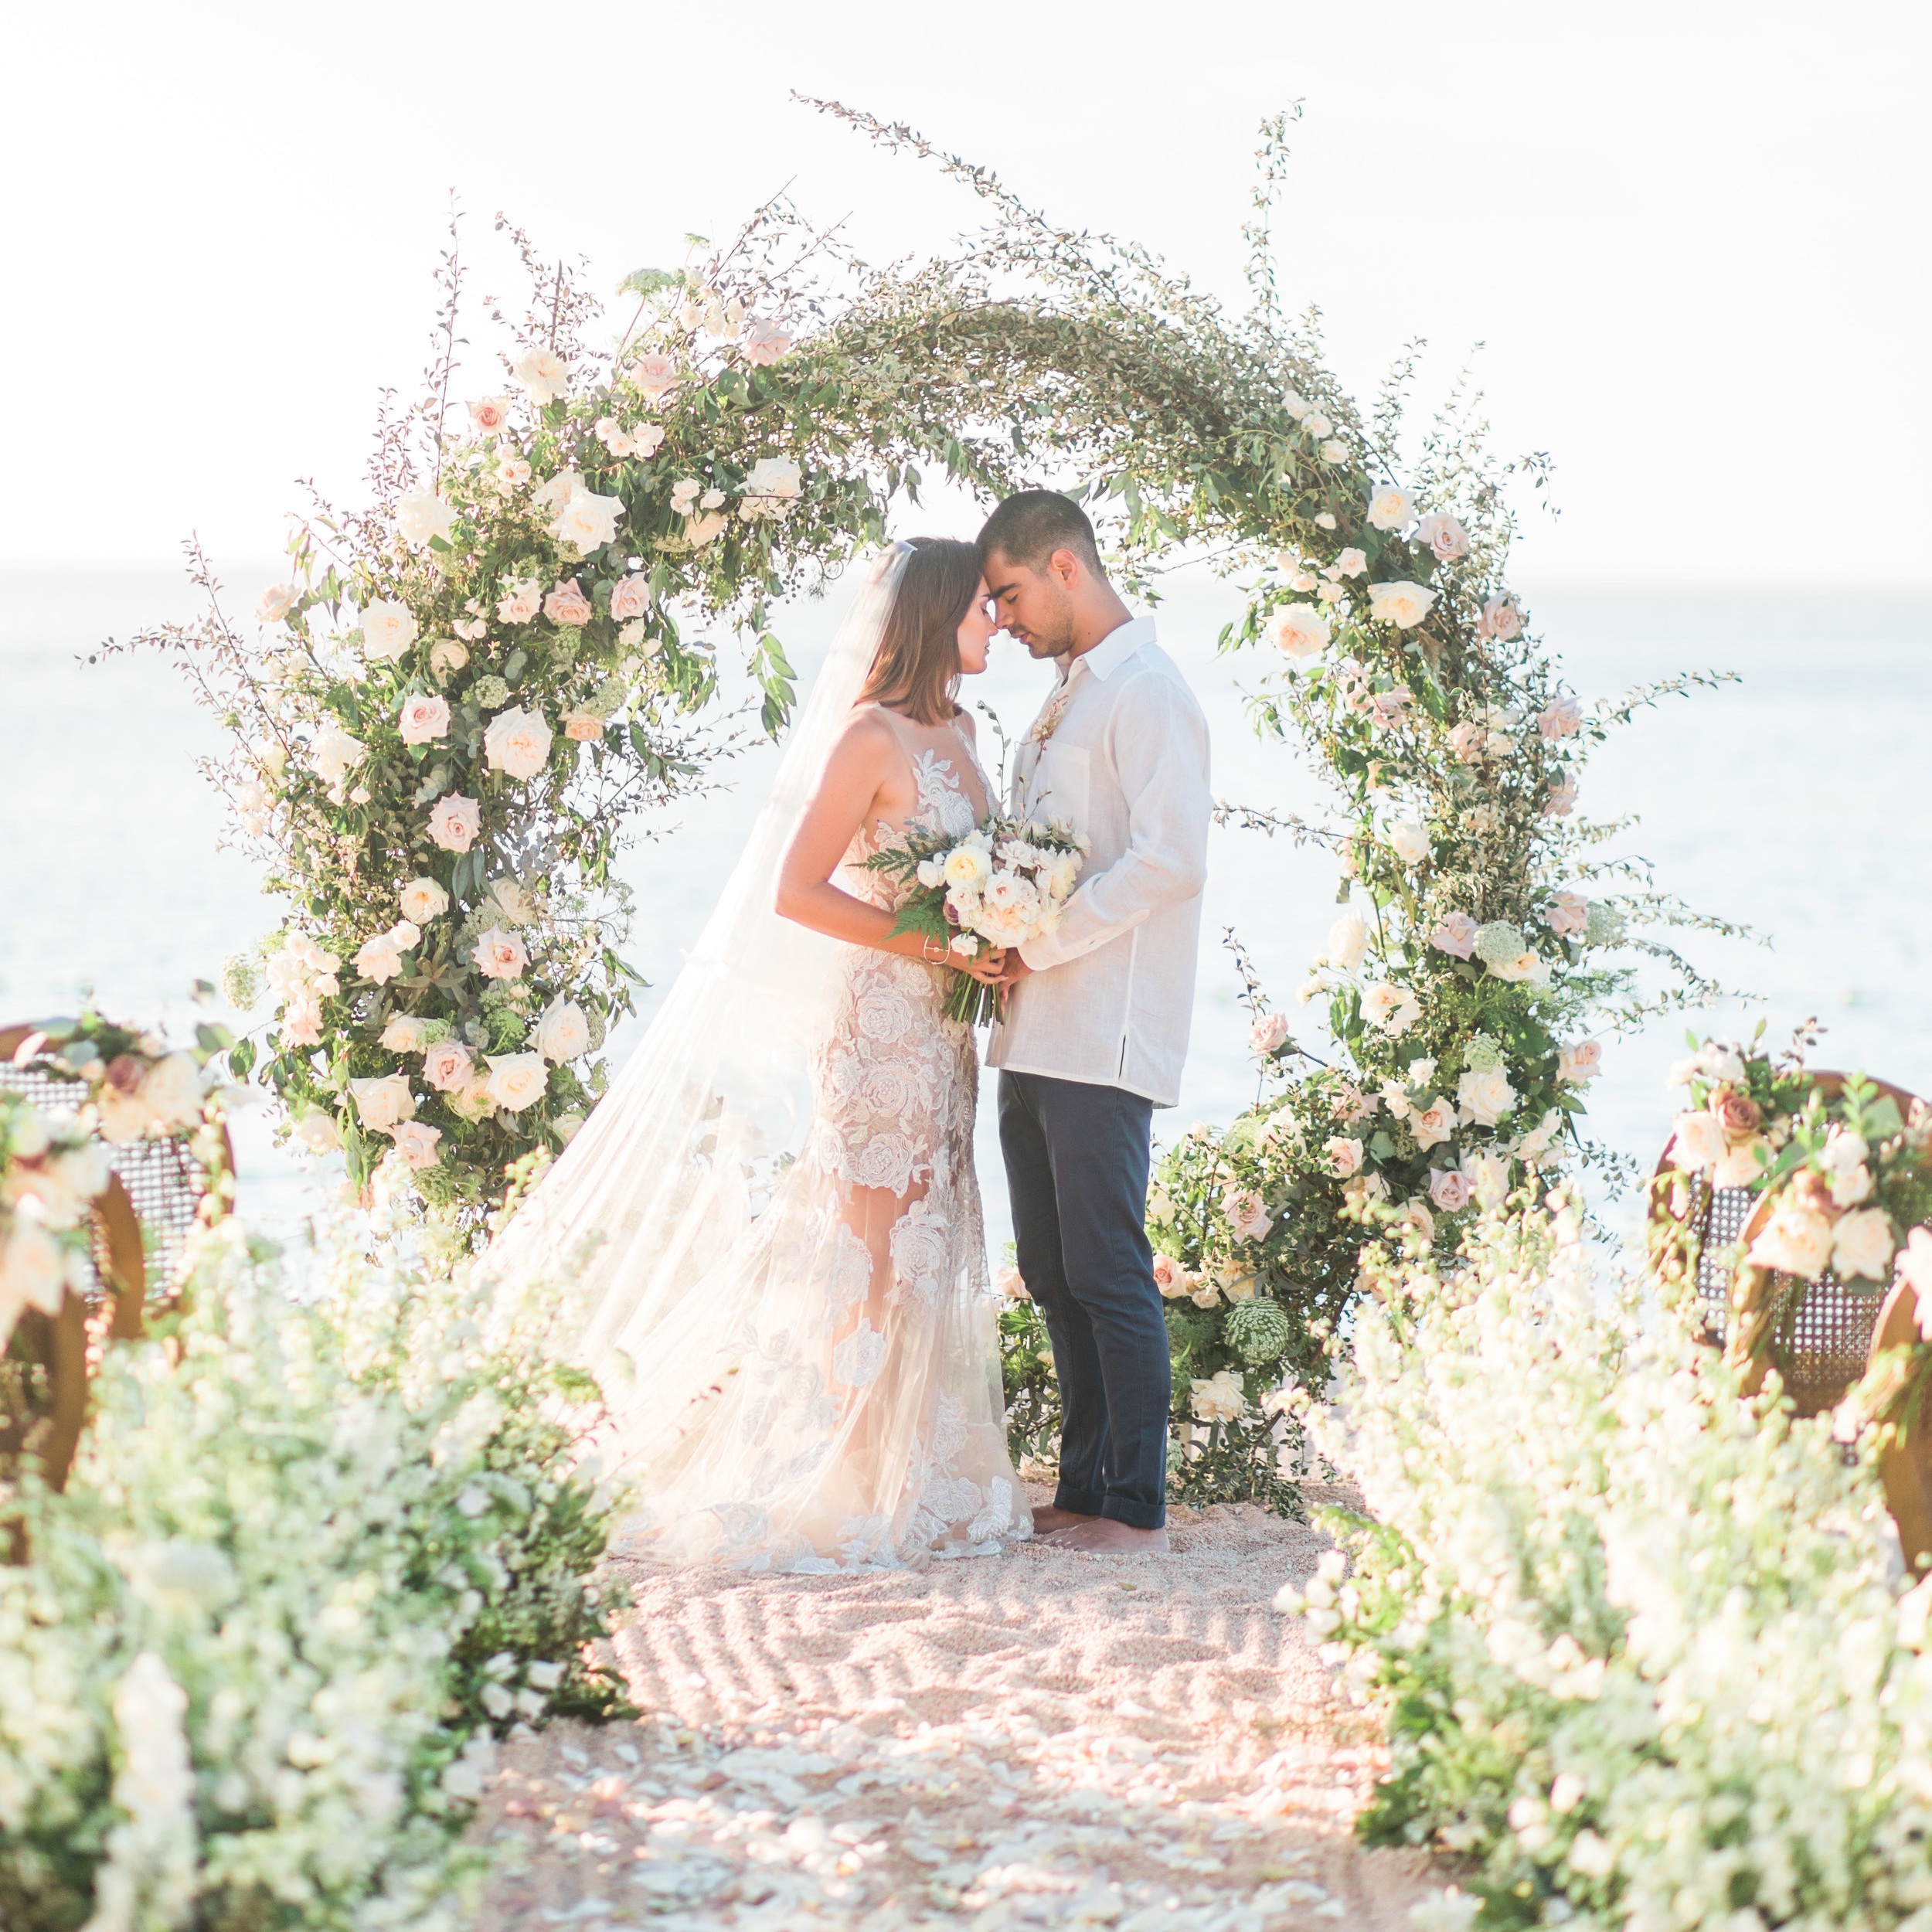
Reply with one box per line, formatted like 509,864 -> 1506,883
827,703 -> 900,769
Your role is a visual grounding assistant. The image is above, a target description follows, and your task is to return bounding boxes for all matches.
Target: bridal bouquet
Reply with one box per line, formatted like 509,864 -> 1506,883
866,816 -> 1087,1025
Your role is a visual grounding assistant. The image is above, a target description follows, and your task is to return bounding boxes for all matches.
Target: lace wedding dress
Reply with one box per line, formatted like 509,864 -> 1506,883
488,549 -> 1029,1574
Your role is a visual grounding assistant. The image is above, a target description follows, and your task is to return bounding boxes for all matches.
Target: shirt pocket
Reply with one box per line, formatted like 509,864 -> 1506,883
1032,744 -> 1091,829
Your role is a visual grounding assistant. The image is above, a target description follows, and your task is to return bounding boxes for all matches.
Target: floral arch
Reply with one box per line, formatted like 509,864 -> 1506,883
135,107 -> 1718,1496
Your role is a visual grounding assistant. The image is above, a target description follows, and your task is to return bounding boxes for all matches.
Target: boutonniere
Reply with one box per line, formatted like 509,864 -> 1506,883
1028,683 -> 1074,749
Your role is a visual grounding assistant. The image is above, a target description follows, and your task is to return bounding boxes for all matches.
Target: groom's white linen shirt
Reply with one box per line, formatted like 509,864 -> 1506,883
986,614 -> 1211,1107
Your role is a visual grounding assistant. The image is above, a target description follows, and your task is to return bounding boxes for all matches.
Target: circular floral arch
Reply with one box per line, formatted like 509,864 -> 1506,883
137,107 -> 1716,1492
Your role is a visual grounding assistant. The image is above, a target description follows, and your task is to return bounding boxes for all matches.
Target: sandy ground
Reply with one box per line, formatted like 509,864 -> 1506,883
467,1488 -> 1448,1930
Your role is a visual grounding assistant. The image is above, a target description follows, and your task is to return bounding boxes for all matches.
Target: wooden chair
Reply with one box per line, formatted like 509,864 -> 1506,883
1868,1277 -> 1932,1573
1652,1072 -> 1920,1419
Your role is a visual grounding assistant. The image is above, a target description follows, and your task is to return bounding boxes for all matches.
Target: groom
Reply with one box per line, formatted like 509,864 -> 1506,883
979,492 -> 1213,1554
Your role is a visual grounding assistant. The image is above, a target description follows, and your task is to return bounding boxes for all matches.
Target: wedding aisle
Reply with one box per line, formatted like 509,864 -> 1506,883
467,1491 -> 1441,1930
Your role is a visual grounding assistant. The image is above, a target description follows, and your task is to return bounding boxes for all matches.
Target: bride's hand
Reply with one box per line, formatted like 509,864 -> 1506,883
958,946 -> 1007,985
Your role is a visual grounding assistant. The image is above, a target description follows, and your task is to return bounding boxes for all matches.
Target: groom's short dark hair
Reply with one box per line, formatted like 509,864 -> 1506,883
978,491 -> 1103,575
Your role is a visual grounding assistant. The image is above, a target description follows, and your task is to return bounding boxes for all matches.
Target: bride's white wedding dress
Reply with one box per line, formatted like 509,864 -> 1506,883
488,549 -> 1029,1573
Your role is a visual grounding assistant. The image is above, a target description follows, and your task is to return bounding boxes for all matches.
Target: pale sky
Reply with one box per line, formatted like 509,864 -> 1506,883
5,0 -> 1924,588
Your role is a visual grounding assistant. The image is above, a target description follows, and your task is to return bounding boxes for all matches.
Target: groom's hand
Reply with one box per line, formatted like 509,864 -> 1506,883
996,950 -> 1032,987
959,946 -> 1007,985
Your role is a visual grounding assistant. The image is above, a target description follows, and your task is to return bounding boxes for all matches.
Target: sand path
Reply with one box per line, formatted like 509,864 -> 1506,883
469,1490 -> 1447,1930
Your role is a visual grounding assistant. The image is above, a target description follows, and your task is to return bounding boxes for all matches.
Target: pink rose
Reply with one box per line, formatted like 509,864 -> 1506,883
1416,511 -> 1470,563
468,396 -> 511,434
1151,1252 -> 1192,1299
1250,1012 -> 1291,1057
1477,594 -> 1523,641
280,996 -> 323,1048
497,580 -> 542,624
1447,720 -> 1488,764
1709,1087 -> 1763,1140
421,1041 -> 473,1093
472,927 -> 528,981
1539,694 -> 1583,740
1222,1186 -> 1274,1243
563,710 -> 606,742
397,692 -> 451,746
1543,892 -> 1589,939
427,794 -> 481,853
388,1120 -> 443,1171
630,353 -> 679,400
1429,1168 -> 1475,1212
610,574 -> 651,622
740,318 -> 794,366
1543,775 -> 1578,818
1557,1041 -> 1603,1083
1324,1134 -> 1364,1179
544,580 -> 594,628
1431,911 -> 1478,959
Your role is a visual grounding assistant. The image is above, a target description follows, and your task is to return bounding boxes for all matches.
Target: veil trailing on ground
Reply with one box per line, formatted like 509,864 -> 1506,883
488,545 -> 913,1369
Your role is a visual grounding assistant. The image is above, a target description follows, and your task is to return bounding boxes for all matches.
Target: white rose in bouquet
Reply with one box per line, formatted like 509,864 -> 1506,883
387,1120 -> 442,1171
1267,604 -> 1330,662
354,930 -> 406,985
484,706 -> 554,781
1326,909 -> 1370,970
396,490 -> 457,548
685,510 -> 729,547
532,999 -> 590,1064
1367,581 -> 1437,629
1410,1097 -> 1455,1151
257,583 -> 298,622
944,844 -> 992,891
1366,486 -> 1417,532
1386,819 -> 1430,866
741,319 -> 794,366
428,639 -> 468,681
512,347 -> 567,403
379,1014 -> 429,1052
348,1073 -> 416,1133
360,600 -> 418,662
1362,981 -> 1422,1036
1539,693 -> 1583,739
1667,1110 -> 1728,1172
471,927 -> 528,981
1151,1252 -> 1192,1298
311,724 -> 366,785
398,877 -> 449,923
630,352 -> 678,399
497,579 -> 543,624
1325,1134 -> 1364,1178
484,1052 -> 549,1114
1557,1040 -> 1603,1083
742,455 -> 803,515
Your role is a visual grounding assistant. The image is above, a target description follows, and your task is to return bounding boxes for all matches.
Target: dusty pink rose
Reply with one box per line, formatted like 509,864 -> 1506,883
1222,1186 -> 1274,1243
427,794 -> 481,853
1431,911 -> 1478,959
1429,1168 -> 1475,1212
1543,892 -> 1589,939
472,927 -> 528,981
1709,1088 -> 1764,1141
630,353 -> 679,399
397,692 -> 451,746
1250,1012 -> 1291,1056
544,580 -> 594,628
1151,1252 -> 1192,1299
1539,693 -> 1583,740
388,1120 -> 443,1171
468,396 -> 511,434
610,574 -> 651,622
1478,594 -> 1523,641
421,1041 -> 474,1093
497,580 -> 542,624
1324,1134 -> 1364,1179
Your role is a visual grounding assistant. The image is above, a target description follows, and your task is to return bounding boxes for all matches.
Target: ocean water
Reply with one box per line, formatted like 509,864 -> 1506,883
2,567 -> 1927,1255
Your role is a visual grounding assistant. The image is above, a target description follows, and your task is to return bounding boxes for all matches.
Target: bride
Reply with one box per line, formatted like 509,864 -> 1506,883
490,539 -> 1032,1573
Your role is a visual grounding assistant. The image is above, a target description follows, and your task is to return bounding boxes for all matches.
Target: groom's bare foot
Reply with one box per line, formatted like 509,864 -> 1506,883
1032,1505 -> 1097,1536
1040,1519 -> 1170,1553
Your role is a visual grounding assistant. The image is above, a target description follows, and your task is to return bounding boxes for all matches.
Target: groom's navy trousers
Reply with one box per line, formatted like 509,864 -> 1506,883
998,1069 -> 1168,1529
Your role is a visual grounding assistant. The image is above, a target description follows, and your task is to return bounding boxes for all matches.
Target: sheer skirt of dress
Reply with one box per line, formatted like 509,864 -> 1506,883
599,725 -> 1029,1573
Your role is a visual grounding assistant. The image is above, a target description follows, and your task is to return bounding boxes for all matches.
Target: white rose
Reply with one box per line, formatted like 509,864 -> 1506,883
1326,910 -> 1369,971
471,927 -> 529,981
379,1014 -> 430,1052
428,638 -> 469,681
512,347 -> 568,404
1557,1041 -> 1602,1083
257,583 -> 298,622
1386,819 -> 1430,866
396,490 -> 457,548
1367,581 -> 1437,629
743,455 -> 803,505
532,1000 -> 591,1064
943,845 -> 992,891
348,1073 -> 416,1133
1318,440 -> 1349,464
1462,1150 -> 1511,1209
484,1051 -> 549,1114
685,510 -> 729,546
1750,1201 -> 1835,1281
311,724 -> 366,784
1833,1206 -> 1896,1283
1415,510 -> 1470,562
1667,1110 -> 1728,1172
496,579 -> 543,625
399,877 -> 450,923
140,1052 -> 205,1131
1281,391 -> 1311,420
1325,1134 -> 1364,1178
1361,981 -> 1422,1036
550,488 -> 624,555
354,930 -> 406,985
483,706 -> 555,782
397,692 -> 451,746
1456,1067 -> 1517,1129
1,1214 -> 69,1332
1366,486 -> 1417,532
1410,1097 -> 1454,1151
360,600 -> 419,662
1267,604 -> 1331,662
388,1121 -> 443,1171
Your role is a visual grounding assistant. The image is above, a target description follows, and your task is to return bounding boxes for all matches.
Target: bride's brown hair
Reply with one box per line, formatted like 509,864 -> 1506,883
858,537 -> 983,725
